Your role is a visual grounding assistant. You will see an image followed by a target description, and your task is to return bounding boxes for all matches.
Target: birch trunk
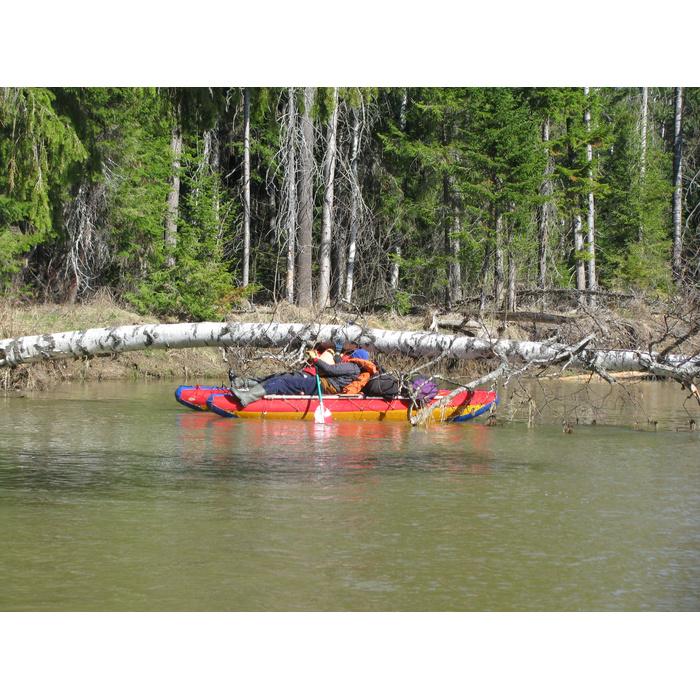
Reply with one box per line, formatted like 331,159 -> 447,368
640,87 -> 648,180
639,87 -> 648,242
285,88 -> 297,304
296,87 -> 315,307
494,212 -> 505,309
479,238 -> 491,318
507,244 -> 516,313
390,243 -> 400,290
584,88 -> 597,301
388,89 -> 408,298
449,213 -> 462,305
3,323 -> 698,386
537,118 -> 552,289
672,87 -> 684,281
445,175 -> 462,307
318,88 -> 339,308
242,88 -> 251,287
164,122 -> 183,269
574,208 -> 586,292
344,107 -> 361,303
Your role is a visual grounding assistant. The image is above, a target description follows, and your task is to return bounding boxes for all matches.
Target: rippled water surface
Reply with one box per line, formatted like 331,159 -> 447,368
1,380 -> 698,611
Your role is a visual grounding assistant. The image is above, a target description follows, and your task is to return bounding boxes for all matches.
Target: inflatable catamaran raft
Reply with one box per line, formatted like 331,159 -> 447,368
175,384 -> 498,423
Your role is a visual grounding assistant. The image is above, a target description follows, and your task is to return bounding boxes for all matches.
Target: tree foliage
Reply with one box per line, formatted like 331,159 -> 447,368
1,87 -> 698,318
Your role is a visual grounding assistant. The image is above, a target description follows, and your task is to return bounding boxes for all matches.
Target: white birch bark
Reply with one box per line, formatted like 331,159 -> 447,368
344,107 -> 361,303
574,209 -> 586,291
165,123 -> 183,269
242,88 -> 251,287
494,212 -> 505,308
640,87 -> 648,180
2,323 -> 698,386
584,87 -> 597,299
639,87 -> 648,243
445,174 -> 462,306
389,89 -> 407,296
672,87 -> 684,280
390,243 -> 400,290
318,87 -> 339,307
284,88 -> 297,305
449,212 -> 462,304
537,117 -> 552,289
296,87 -> 315,308
507,245 -> 516,313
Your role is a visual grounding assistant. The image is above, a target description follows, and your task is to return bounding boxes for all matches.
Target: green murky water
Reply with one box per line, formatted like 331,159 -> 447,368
1,379 -> 698,611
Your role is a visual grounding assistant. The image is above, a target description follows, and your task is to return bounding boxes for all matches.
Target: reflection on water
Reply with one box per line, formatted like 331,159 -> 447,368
501,375 -> 700,432
1,379 -> 698,611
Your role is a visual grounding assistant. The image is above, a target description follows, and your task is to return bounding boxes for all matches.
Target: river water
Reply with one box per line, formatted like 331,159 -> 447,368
1,378 -> 698,612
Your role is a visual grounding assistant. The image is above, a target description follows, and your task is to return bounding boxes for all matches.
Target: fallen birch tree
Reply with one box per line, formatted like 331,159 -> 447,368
2,321 -> 698,387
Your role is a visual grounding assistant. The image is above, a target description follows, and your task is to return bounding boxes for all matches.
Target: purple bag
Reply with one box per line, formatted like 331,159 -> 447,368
411,374 -> 439,403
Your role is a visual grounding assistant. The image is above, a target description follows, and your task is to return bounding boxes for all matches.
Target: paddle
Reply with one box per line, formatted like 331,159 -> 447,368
314,371 -> 333,424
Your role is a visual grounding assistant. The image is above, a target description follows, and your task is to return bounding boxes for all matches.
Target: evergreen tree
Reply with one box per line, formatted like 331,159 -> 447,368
0,87 -> 87,286
2,86 -> 698,316
596,88 -> 672,291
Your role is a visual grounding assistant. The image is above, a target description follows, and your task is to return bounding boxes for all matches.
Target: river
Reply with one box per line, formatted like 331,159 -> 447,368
1,378 -> 698,612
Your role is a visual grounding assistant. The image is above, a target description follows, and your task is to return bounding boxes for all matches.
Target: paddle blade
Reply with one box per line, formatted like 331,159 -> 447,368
314,405 -> 333,424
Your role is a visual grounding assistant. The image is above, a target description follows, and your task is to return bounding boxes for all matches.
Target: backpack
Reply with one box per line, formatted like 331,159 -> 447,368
364,372 -> 400,399
409,374 -> 439,403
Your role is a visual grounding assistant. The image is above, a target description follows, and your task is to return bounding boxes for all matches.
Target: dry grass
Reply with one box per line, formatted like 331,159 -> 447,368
1,296 -> 223,390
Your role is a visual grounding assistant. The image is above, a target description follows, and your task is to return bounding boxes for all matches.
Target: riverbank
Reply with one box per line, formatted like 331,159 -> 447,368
1,293 -> 694,392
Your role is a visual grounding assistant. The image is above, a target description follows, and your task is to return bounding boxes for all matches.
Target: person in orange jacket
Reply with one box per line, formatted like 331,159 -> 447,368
340,349 -> 380,395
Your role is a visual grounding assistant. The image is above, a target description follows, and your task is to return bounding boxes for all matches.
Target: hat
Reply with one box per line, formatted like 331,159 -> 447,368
352,349 -> 369,360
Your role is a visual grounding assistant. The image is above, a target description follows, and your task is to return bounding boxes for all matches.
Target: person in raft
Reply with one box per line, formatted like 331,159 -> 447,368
230,347 -> 377,406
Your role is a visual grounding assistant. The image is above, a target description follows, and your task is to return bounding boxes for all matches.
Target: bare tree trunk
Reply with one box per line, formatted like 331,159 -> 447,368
296,87 -> 315,307
344,107 -> 361,303
672,86 -> 684,282
206,127 -> 221,229
284,88 -> 297,304
479,238 -> 491,318
449,211 -> 462,305
574,207 -> 586,292
389,89 -> 407,298
242,88 -> 251,287
640,87 -> 648,179
584,87 -> 597,302
318,87 -> 339,308
444,174 -> 462,308
537,117 -> 552,289
507,242 -> 516,313
494,212 -> 505,309
165,121 -> 183,269
390,243 -> 400,290
639,87 -> 648,243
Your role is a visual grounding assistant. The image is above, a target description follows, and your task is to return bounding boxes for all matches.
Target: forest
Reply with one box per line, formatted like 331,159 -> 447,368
1,87 -> 699,322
